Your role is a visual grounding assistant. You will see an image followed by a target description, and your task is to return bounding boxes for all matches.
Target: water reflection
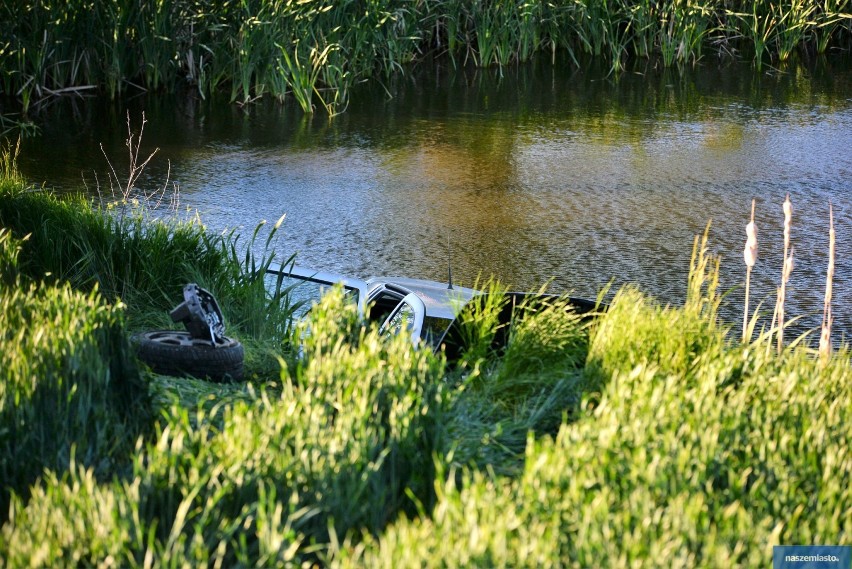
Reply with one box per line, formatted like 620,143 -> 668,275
17,55 -> 852,338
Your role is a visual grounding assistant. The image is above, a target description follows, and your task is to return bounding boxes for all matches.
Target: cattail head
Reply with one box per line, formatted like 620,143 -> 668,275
784,248 -> 795,283
746,221 -> 757,241
821,202 -> 835,360
744,221 -> 758,267
783,194 -> 793,246
744,199 -> 758,267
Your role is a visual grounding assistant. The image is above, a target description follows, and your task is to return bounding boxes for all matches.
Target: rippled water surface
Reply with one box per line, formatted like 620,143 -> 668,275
18,57 -> 852,338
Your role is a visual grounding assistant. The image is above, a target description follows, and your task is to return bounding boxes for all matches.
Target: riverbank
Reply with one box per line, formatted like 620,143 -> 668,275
2,0 -> 850,117
1,146 -> 850,566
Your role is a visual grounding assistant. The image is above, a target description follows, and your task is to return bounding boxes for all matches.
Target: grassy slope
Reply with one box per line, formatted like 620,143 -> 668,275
0,156 -> 849,567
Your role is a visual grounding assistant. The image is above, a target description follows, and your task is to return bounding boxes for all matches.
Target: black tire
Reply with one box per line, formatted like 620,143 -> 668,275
133,330 -> 244,382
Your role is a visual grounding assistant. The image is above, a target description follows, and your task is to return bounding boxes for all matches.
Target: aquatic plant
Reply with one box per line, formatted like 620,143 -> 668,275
819,203 -> 835,359
2,0 -> 851,117
743,199 -> 758,342
775,194 -> 794,354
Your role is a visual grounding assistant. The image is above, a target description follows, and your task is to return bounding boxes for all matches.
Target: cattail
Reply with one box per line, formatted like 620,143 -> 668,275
820,203 -> 835,359
777,194 -> 793,354
783,195 -> 792,251
743,199 -> 758,342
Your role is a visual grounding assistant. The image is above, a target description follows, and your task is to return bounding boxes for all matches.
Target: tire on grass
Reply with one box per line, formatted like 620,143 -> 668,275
133,330 -> 244,382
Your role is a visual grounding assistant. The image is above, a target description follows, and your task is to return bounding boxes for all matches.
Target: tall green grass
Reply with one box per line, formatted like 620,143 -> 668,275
1,289 -> 449,566
0,242 -> 151,521
0,142 -> 301,381
333,343 -> 851,568
2,1 -> 850,116
442,288 -> 593,475
0,181 -> 223,313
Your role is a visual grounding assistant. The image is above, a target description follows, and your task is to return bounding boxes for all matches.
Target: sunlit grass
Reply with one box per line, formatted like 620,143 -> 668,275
331,281 -> 852,569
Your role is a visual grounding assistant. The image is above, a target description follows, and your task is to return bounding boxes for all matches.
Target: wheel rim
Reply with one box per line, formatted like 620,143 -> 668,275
141,331 -> 235,349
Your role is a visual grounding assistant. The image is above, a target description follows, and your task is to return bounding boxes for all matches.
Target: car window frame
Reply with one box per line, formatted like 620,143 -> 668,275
265,262 -> 370,316
378,292 -> 426,346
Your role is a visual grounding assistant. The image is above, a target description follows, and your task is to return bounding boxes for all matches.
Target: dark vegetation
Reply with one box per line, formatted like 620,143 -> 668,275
1,0 -> 851,120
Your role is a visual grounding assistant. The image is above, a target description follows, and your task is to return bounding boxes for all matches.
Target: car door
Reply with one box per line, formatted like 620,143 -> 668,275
265,262 -> 370,318
379,292 -> 426,346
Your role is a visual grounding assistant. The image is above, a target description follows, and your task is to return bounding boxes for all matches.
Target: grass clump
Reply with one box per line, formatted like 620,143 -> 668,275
0,144 -> 299,378
587,227 -> 723,387
0,279 -> 151,522
442,288 -> 593,474
0,182 -> 225,315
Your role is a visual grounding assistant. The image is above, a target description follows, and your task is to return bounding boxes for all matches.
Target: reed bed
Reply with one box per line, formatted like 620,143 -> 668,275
1,154 -> 850,566
1,0 -> 850,116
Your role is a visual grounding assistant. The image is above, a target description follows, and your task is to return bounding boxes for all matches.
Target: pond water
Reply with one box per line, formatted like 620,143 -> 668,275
17,55 -> 852,340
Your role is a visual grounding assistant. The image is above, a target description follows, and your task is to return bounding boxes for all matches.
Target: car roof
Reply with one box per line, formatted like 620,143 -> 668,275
367,276 -> 478,320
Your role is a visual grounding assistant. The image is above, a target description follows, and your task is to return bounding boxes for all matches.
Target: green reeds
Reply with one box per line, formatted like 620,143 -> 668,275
277,41 -> 337,115
3,0 -> 852,118
659,0 -> 715,66
775,0 -> 819,61
0,276 -> 151,521
814,0 -> 852,54
727,0 -> 781,67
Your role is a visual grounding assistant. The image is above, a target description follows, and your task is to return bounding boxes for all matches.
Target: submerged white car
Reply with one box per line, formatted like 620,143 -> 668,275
265,263 -> 478,349
266,263 -> 599,357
